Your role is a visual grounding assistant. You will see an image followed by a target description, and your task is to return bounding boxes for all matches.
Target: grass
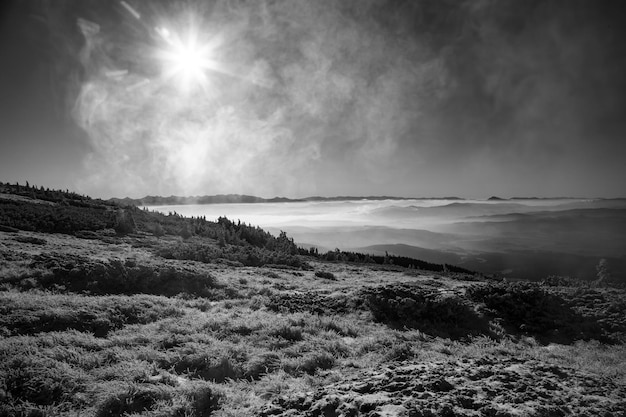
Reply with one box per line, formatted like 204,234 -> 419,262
0,291 -> 186,337
1,229 -> 625,416
2,293 -> 625,415
0,286 -> 380,415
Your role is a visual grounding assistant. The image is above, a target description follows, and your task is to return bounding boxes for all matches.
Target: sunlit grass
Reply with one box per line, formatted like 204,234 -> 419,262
1,229 -> 625,415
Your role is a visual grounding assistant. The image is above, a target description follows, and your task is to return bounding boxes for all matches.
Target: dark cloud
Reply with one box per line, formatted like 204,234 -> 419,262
433,0 -> 626,151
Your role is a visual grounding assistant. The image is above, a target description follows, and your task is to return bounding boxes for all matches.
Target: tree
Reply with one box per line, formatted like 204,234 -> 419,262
153,222 -> 165,237
179,223 -> 192,239
114,209 -> 136,235
594,258 -> 612,286
217,229 -> 226,247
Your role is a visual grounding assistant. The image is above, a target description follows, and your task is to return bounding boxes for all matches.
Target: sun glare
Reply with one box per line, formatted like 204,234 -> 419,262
156,26 -> 218,93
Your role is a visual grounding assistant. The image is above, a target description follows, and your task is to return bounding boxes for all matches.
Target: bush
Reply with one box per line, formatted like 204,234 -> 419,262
314,271 -> 336,280
0,292 -> 185,337
283,352 -> 335,376
15,254 -> 222,298
95,385 -> 171,417
270,325 -> 303,342
0,199 -> 114,233
152,222 -> 165,236
157,241 -> 310,269
173,355 -> 242,383
467,282 -> 607,343
179,224 -> 193,239
181,383 -> 221,417
297,352 -> 335,375
541,275 -> 588,287
362,284 -> 488,339
3,355 -> 87,406
92,382 -> 220,417
114,210 -> 136,235
384,342 -> 416,362
245,352 -> 281,380
13,236 -> 46,245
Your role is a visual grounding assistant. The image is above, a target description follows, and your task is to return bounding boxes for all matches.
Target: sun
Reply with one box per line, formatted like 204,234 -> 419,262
156,26 -> 220,93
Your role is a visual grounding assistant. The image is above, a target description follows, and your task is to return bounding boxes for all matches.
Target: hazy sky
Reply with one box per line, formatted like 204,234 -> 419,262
1,0 -> 625,199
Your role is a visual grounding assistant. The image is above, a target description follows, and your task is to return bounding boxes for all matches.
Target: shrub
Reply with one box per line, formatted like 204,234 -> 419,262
314,271 -> 336,280
362,284 -> 488,339
467,282 -> 607,343
179,355 -> 242,383
3,355 -> 87,406
270,325 -> 303,342
315,317 -> 360,337
181,383 -> 221,417
283,352 -> 335,375
179,224 -> 193,239
245,352 -> 281,380
95,384 -> 178,417
541,275 -> 588,287
13,236 -> 46,245
0,292 -> 185,337
384,342 -> 416,362
113,210 -> 136,235
74,230 -> 99,239
156,241 -> 310,269
152,222 -> 165,236
18,254 -> 222,298
298,352 -> 335,375
0,199 -> 115,234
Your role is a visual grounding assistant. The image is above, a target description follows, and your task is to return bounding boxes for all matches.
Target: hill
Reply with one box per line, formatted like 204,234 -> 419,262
1,181 -> 625,416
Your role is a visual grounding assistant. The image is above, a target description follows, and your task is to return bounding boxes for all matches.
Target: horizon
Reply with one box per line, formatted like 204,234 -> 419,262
4,180 -> 625,203
121,193 -> 617,202
1,1 -> 625,199
4,180 -> 622,202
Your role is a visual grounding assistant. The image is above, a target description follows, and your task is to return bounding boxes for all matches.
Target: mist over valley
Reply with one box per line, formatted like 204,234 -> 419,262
145,196 -> 626,282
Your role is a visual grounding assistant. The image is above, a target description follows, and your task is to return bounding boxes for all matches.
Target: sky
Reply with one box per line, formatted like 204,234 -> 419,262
1,0 -> 625,199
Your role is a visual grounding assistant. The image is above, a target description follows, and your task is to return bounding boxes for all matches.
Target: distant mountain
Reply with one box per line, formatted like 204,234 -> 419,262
369,202 -> 533,219
110,194 -> 465,206
109,194 -> 306,206
303,196 -> 464,202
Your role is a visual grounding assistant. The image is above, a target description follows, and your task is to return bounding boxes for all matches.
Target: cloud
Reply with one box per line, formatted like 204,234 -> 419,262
65,0 -> 452,197
54,0 -> 626,197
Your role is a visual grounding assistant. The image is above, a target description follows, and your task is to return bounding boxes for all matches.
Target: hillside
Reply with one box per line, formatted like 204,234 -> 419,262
1,182 -> 625,416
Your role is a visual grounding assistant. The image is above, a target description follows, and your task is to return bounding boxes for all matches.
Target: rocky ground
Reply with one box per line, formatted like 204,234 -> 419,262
261,355 -> 625,416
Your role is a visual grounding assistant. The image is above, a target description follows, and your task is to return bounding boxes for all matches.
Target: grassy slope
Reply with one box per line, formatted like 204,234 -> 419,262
1,185 -> 625,416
